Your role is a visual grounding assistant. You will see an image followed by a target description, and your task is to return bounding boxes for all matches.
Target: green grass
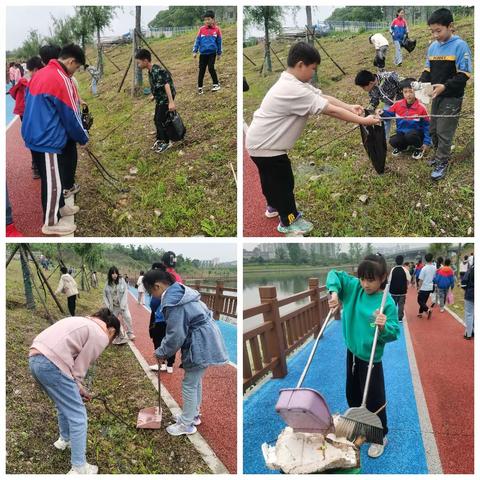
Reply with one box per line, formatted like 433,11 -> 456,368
244,17 -> 474,236
6,259 -> 210,474
74,24 -> 237,237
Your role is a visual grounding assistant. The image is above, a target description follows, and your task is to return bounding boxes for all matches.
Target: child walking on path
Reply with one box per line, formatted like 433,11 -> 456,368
28,309 -> 120,474
246,42 -> 380,236
327,254 -> 399,458
418,8 -> 472,181
193,10 -> 222,94
135,49 -> 176,154
142,269 -> 228,436
103,266 -> 135,343
389,255 -> 408,323
380,78 -> 432,159
417,253 -> 437,317
55,266 -> 79,316
461,263 -> 474,339
434,258 -> 455,312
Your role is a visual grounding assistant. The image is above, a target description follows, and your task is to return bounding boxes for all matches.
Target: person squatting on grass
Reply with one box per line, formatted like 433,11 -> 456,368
246,42 -> 381,236
433,258 -> 455,312
135,48 -> 176,154
417,8 -> 472,181
369,33 -> 389,71
21,44 -> 88,236
327,253 -> 400,458
28,308 -> 121,474
55,266 -> 79,316
142,268 -> 228,436
354,69 -> 402,139
103,266 -> 135,343
380,78 -> 432,160
193,9 -> 222,94
417,253 -> 437,317
9,55 -> 44,179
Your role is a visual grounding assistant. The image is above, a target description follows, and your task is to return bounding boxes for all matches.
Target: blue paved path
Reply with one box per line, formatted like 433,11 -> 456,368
243,319 -> 428,474
128,285 -> 237,365
6,84 -> 16,125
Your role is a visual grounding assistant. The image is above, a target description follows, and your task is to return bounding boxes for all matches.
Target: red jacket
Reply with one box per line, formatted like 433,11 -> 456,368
9,77 -> 28,116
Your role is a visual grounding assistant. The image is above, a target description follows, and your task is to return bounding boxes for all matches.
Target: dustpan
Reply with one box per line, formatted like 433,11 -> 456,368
275,308 -> 336,434
137,364 -> 162,429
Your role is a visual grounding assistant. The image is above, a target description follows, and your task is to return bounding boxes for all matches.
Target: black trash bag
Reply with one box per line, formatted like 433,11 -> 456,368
359,109 -> 387,174
164,111 -> 186,141
401,35 -> 416,53
243,76 -> 250,92
81,104 -> 94,131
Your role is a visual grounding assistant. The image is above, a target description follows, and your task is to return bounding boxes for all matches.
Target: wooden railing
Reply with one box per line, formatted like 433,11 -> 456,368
243,278 -> 333,393
187,280 -> 237,320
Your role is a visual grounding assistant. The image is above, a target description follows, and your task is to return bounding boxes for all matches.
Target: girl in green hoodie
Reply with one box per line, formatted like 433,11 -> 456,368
326,254 -> 400,458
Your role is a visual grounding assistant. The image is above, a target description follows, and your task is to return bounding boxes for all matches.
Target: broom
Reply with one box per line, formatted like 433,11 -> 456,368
335,279 -> 391,444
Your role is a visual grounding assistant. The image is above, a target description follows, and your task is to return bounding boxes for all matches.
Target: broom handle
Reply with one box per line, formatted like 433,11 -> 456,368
158,362 -> 161,411
361,281 -> 390,407
296,307 -> 337,389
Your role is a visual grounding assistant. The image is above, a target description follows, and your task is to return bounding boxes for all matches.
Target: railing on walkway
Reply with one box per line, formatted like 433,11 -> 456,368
243,278 -> 333,393
187,280 -> 237,320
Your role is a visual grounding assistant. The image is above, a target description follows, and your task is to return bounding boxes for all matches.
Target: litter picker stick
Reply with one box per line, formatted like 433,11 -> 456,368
243,52 -> 257,66
229,162 -> 238,186
305,26 -> 346,75
296,307 -> 337,388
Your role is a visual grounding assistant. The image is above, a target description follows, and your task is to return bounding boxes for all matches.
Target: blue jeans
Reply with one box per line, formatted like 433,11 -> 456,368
29,355 -> 87,467
6,185 -> 13,225
464,299 -> 474,337
180,367 -> 207,426
438,288 -> 449,308
383,104 -> 393,139
394,40 -> 402,65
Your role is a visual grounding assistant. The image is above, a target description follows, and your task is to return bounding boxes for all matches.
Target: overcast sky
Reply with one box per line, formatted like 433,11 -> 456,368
121,243 -> 237,262
6,6 -> 166,50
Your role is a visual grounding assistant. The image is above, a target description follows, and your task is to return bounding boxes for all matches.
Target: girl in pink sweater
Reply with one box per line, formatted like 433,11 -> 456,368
29,308 -> 120,474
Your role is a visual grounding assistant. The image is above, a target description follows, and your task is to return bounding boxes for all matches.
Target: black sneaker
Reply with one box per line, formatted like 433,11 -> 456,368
155,142 -> 173,153
392,148 -> 402,156
151,140 -> 162,150
412,149 -> 424,160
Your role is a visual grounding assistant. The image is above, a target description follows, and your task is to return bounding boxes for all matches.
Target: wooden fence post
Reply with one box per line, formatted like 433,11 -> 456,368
260,286 -> 287,378
308,278 -> 323,332
213,281 -> 224,320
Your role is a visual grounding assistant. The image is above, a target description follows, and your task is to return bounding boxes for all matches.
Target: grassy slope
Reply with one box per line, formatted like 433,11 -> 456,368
6,260 -> 210,474
75,25 -> 237,237
244,18 -> 474,237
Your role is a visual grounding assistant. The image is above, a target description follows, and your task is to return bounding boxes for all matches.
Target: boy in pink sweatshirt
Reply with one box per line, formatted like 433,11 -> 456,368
29,308 -> 120,474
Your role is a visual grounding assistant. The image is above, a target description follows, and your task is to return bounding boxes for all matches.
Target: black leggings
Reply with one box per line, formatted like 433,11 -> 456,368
151,322 -> 175,366
250,154 -> 299,226
198,53 -> 218,87
59,140 -> 78,191
67,295 -> 77,316
154,103 -> 169,142
346,349 -> 388,437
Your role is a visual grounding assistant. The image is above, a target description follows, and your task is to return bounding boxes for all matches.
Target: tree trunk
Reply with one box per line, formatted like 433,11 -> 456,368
133,6 -> 143,94
264,7 -> 272,74
305,6 -> 318,85
97,26 -> 103,76
20,246 -> 35,310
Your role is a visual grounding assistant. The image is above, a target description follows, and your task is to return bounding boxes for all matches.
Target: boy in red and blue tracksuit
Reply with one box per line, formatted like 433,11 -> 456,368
418,8 -> 472,181
22,44 -> 88,235
434,258 -> 456,311
193,10 -> 222,94
381,78 -> 431,159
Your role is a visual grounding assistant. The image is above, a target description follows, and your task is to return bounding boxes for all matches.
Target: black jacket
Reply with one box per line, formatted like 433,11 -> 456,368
462,265 -> 474,302
390,265 -> 408,295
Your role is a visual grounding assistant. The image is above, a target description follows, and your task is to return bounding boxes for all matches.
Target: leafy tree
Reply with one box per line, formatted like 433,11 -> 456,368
327,7 -> 384,22
49,15 -> 75,46
73,244 -> 104,270
364,243 -> 374,256
349,243 -> 364,263
17,29 -> 43,58
287,243 -> 303,265
244,6 -> 284,74
71,7 -> 95,50
275,246 -> 287,262
149,6 -> 236,28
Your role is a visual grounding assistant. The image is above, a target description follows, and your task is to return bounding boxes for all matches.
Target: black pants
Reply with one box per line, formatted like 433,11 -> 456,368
417,289 -> 433,314
250,154 -> 299,226
346,349 -> 388,437
31,150 -> 66,226
198,53 -> 218,87
59,140 -> 78,191
389,130 -> 423,151
154,103 -> 169,142
67,295 -> 77,316
151,322 -> 175,366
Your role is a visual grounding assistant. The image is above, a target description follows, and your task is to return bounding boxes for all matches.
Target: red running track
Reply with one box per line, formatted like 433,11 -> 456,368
243,143 -> 281,237
127,294 -> 237,473
6,117 -> 44,236
404,287 -> 474,473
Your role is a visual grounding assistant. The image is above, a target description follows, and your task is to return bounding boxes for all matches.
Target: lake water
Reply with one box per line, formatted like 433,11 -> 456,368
243,266 -> 355,331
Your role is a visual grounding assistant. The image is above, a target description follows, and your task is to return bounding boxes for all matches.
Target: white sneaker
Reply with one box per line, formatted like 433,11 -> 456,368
175,414 -> 202,426
211,84 -> 221,92
368,436 -> 388,458
166,421 -> 197,436
149,364 -> 159,371
59,205 -> 80,217
159,364 -> 167,371
67,463 -> 98,474
166,366 -> 174,374
41,219 -> 76,236
54,436 -> 71,450
127,332 -> 136,340
440,308 -> 445,313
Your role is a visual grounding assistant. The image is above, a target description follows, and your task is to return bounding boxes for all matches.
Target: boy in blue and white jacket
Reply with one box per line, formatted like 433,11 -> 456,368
22,44 -> 88,236
193,10 -> 222,94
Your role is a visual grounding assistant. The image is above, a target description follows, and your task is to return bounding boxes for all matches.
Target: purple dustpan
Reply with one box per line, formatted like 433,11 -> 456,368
275,309 -> 336,434
276,388 -> 333,433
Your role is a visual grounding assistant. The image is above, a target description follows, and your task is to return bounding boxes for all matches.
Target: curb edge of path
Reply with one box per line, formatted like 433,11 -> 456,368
403,319 -> 443,474
124,294 -> 230,474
